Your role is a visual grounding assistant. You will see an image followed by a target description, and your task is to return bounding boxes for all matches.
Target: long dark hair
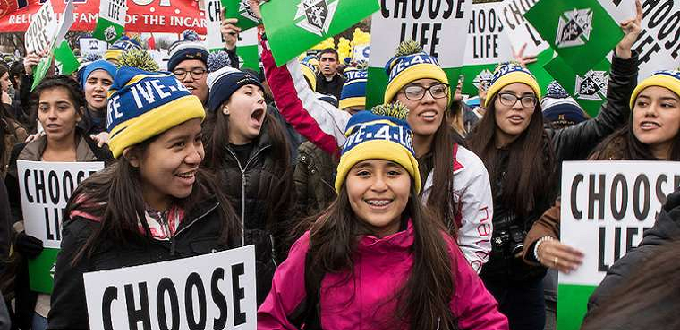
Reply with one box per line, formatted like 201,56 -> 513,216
467,93 -> 555,217
202,105 -> 293,230
581,240 -> 680,330
66,137 -> 240,264
428,120 -> 461,233
590,117 -> 680,161
307,184 -> 458,329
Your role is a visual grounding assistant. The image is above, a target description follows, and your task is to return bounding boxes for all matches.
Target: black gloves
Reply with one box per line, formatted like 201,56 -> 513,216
14,232 -> 44,259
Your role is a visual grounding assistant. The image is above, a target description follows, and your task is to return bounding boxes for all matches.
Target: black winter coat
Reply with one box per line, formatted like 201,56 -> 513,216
218,127 -> 293,305
586,190 -> 680,314
47,197 -> 232,329
480,53 -> 639,283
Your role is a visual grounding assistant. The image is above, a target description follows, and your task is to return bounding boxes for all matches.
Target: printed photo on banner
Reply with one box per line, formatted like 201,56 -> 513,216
366,0 -> 471,108
17,160 -> 105,293
83,246 -> 257,330
557,160 -> 680,330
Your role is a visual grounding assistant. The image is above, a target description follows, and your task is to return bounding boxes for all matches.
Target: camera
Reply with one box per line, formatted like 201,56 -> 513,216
490,211 -> 526,259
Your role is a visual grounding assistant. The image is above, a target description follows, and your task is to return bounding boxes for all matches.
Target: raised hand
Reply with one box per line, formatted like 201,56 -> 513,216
615,0 -> 643,59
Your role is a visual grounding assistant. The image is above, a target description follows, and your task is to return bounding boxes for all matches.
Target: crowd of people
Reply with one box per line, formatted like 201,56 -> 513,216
0,0 -> 676,329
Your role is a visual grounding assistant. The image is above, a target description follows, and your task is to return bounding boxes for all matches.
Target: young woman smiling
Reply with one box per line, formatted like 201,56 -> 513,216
202,66 -> 293,305
256,21 -> 493,272
47,67 -> 240,328
465,5 -> 642,330
4,76 -> 111,330
258,105 -> 508,330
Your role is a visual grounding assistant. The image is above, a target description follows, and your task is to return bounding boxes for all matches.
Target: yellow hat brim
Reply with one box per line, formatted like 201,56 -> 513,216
485,71 -> 541,108
630,74 -> 680,109
335,139 -> 421,194
108,95 -> 206,158
384,63 -> 449,105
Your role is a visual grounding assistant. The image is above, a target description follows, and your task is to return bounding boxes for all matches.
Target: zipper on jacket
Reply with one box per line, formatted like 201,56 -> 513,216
225,146 -> 268,247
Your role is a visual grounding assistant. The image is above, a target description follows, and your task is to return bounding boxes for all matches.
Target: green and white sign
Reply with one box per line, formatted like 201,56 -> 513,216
525,0 -> 622,74
558,161 -> 680,330
223,0 -> 260,32
54,40 -> 80,75
236,27 -> 259,71
366,0 -> 471,108
92,0 -> 127,43
544,55 -> 610,117
261,0 -> 379,66
29,0 -> 75,91
461,0 -> 514,96
17,160 -> 105,293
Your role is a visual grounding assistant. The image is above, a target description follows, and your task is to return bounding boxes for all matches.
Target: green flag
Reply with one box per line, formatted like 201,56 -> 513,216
261,0 -> 379,66
545,54 -> 611,118
92,0 -> 126,42
31,55 -> 53,92
54,40 -> 80,75
29,248 -> 60,293
525,0 -> 622,74
223,0 -> 260,32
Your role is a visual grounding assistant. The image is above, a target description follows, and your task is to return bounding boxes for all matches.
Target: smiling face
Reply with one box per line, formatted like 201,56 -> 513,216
84,69 -> 113,111
395,78 -> 448,139
224,84 -> 267,145
345,159 -> 412,238
174,59 -> 208,104
493,83 -> 537,146
131,118 -> 204,211
632,85 -> 680,159
37,87 -> 81,143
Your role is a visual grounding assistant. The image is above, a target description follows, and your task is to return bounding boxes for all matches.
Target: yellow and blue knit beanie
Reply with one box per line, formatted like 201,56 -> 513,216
105,36 -> 142,63
335,102 -> 421,193
485,62 -> 541,108
384,40 -> 449,104
300,55 -> 319,92
630,70 -> 680,109
339,66 -> 368,110
106,66 -> 206,158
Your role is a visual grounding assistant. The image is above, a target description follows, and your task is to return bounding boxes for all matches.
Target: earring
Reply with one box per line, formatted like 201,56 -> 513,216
222,106 -> 229,116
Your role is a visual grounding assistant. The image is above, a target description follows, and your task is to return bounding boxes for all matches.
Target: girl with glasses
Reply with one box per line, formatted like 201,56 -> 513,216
464,4 -> 642,329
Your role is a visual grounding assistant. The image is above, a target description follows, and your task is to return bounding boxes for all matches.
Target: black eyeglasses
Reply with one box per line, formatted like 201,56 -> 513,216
497,92 -> 537,108
173,67 -> 207,80
401,83 -> 449,101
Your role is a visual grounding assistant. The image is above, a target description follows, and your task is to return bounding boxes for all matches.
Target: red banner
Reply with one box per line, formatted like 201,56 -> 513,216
0,0 -> 206,34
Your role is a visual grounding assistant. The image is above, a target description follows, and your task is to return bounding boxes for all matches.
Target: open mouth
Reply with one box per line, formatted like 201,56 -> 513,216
251,108 -> 265,122
175,169 -> 197,184
508,115 -> 524,124
640,121 -> 660,130
420,110 -> 438,121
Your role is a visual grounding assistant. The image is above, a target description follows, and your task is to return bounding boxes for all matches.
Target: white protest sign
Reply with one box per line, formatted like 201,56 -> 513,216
560,161 -> 680,287
464,0 -> 513,66
500,0 -> 549,56
54,0 -> 74,46
17,160 -> 105,249
84,246 -> 257,330
24,0 -> 59,54
205,0 -> 224,51
601,0 -> 680,80
80,38 -> 109,57
369,0 -> 472,69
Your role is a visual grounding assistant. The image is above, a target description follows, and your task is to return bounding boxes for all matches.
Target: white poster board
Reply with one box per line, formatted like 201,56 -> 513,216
368,0 -> 472,69
204,0 -> 224,51
84,246 -> 257,330
464,1 -> 513,67
501,0 -> 549,57
17,160 -> 105,249
24,0 -> 59,54
80,38 -> 109,57
560,161 -> 680,287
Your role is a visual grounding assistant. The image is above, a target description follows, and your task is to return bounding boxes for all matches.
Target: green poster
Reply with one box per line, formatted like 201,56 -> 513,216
223,0 -> 260,31
261,0 -> 380,66
31,56 -> 53,92
525,0 -> 622,74
54,40 -> 80,76
545,55 -> 611,117
28,248 -> 60,294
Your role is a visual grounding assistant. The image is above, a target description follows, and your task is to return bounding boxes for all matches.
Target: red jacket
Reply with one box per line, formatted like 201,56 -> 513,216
258,221 -> 508,329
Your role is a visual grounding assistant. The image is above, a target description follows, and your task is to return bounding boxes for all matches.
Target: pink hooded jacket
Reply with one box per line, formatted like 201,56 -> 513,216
258,221 -> 508,329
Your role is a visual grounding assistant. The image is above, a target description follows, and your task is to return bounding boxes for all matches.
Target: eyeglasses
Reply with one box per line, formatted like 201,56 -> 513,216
401,83 -> 449,101
173,67 -> 207,80
497,92 -> 537,108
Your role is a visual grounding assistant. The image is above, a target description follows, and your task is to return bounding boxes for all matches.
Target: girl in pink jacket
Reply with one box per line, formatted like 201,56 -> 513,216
258,104 -> 508,329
